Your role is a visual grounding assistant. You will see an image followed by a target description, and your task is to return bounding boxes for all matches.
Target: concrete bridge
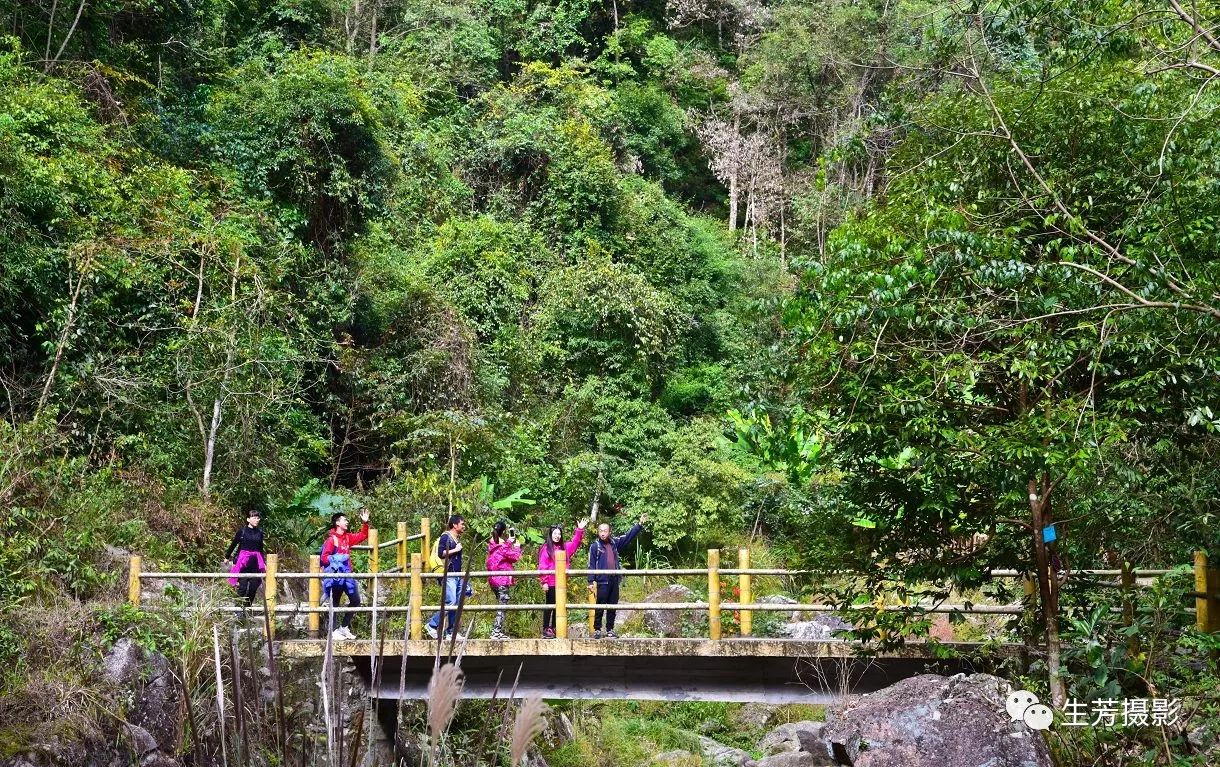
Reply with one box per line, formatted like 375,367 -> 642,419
277,637 -> 1021,704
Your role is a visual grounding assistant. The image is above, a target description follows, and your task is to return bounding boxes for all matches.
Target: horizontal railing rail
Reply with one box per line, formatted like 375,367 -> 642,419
126,519 -> 1220,642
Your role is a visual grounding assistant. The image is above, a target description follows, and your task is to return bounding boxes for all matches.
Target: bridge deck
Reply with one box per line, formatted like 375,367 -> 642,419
277,639 -> 1023,703
276,637 -> 1020,659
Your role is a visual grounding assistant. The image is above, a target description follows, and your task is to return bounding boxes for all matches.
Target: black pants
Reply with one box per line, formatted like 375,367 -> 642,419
237,561 -> 261,607
541,586 -> 556,631
330,587 -> 361,629
594,579 -> 621,631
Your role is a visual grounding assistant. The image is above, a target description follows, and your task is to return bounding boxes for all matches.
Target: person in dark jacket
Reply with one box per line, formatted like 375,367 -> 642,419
225,510 -> 265,607
587,513 -> 646,638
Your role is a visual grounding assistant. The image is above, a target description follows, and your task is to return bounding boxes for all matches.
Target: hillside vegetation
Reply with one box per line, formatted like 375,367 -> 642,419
2,0 -> 1219,764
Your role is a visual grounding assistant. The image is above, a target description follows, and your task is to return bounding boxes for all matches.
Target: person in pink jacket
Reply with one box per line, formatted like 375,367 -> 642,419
485,520 -> 522,639
537,518 -> 588,638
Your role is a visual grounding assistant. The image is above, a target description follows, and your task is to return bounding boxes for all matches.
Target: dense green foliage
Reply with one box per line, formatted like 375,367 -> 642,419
3,0 -> 1220,763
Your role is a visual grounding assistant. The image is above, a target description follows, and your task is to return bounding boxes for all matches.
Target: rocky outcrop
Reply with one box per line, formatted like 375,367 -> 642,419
699,734 -> 752,766
640,585 -> 702,637
757,721 -> 829,758
615,585 -> 705,636
744,674 -> 1053,767
782,615 -> 853,641
2,639 -> 185,767
734,702 -> 779,731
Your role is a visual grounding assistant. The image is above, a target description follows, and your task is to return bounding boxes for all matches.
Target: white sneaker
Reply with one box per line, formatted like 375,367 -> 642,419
424,624 -> 438,639
332,627 -> 354,640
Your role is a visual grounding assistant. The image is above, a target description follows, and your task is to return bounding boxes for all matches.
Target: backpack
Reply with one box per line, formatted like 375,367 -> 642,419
428,535 -> 446,574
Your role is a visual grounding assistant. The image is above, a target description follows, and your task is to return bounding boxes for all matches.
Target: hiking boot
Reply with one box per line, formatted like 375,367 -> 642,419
424,624 -> 438,639
542,627 -> 556,639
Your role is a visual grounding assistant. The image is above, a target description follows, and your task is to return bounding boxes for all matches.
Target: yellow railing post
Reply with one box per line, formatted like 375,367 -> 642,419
421,518 -> 431,565
556,549 -> 568,639
265,553 -> 278,638
410,553 -> 423,640
368,528 -> 380,574
708,549 -> 721,640
397,521 -> 408,572
127,555 -> 142,607
588,581 -> 596,635
308,555 -> 321,638
738,548 -> 752,636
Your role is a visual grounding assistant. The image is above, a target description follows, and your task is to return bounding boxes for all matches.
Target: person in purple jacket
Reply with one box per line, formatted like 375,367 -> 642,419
485,520 -> 522,639
537,518 -> 588,638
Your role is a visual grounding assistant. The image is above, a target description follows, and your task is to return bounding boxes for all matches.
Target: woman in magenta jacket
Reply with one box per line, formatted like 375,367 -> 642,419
485,520 -> 522,639
537,518 -> 588,638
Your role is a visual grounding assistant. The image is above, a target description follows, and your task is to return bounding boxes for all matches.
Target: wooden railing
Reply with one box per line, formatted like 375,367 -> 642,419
125,527 -> 1220,641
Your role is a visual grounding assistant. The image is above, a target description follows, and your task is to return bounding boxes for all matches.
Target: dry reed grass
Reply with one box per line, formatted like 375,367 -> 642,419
509,696 -> 549,766
425,663 -> 465,766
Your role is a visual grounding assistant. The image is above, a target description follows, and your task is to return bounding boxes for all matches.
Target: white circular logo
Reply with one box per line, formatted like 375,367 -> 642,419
1022,703 -> 1054,731
1006,690 -> 1040,721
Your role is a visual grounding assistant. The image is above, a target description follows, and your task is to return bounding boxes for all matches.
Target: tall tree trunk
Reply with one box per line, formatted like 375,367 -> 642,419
202,255 -> 241,502
728,114 -> 740,231
36,253 -> 92,417
1029,474 -> 1066,708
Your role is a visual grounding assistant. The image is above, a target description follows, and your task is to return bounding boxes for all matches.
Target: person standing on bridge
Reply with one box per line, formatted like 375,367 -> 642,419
538,519 -> 587,639
225,509 -> 265,607
485,520 -> 522,639
426,514 -> 469,639
587,513 -> 646,638
321,507 -> 370,640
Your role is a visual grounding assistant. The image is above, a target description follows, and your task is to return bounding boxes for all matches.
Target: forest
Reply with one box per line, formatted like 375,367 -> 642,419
1,0 -> 1219,765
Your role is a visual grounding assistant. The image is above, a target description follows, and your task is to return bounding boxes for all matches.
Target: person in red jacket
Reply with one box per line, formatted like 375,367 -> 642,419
321,508 -> 370,640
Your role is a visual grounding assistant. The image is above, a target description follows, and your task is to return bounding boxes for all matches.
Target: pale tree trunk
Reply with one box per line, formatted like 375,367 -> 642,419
727,114 -> 740,231
367,0 -> 379,68
1029,474 -> 1067,708
47,0 -> 87,71
36,252 -> 93,417
201,255 -> 240,502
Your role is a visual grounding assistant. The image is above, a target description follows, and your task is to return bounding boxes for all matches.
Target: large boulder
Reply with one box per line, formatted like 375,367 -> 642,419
758,721 -> 828,757
103,638 -> 183,753
3,639 -> 186,767
735,702 -> 779,731
820,673 -> 1053,767
622,585 -> 702,637
755,754 -> 833,767
783,615 -> 853,641
648,750 -> 701,767
699,735 -> 752,767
